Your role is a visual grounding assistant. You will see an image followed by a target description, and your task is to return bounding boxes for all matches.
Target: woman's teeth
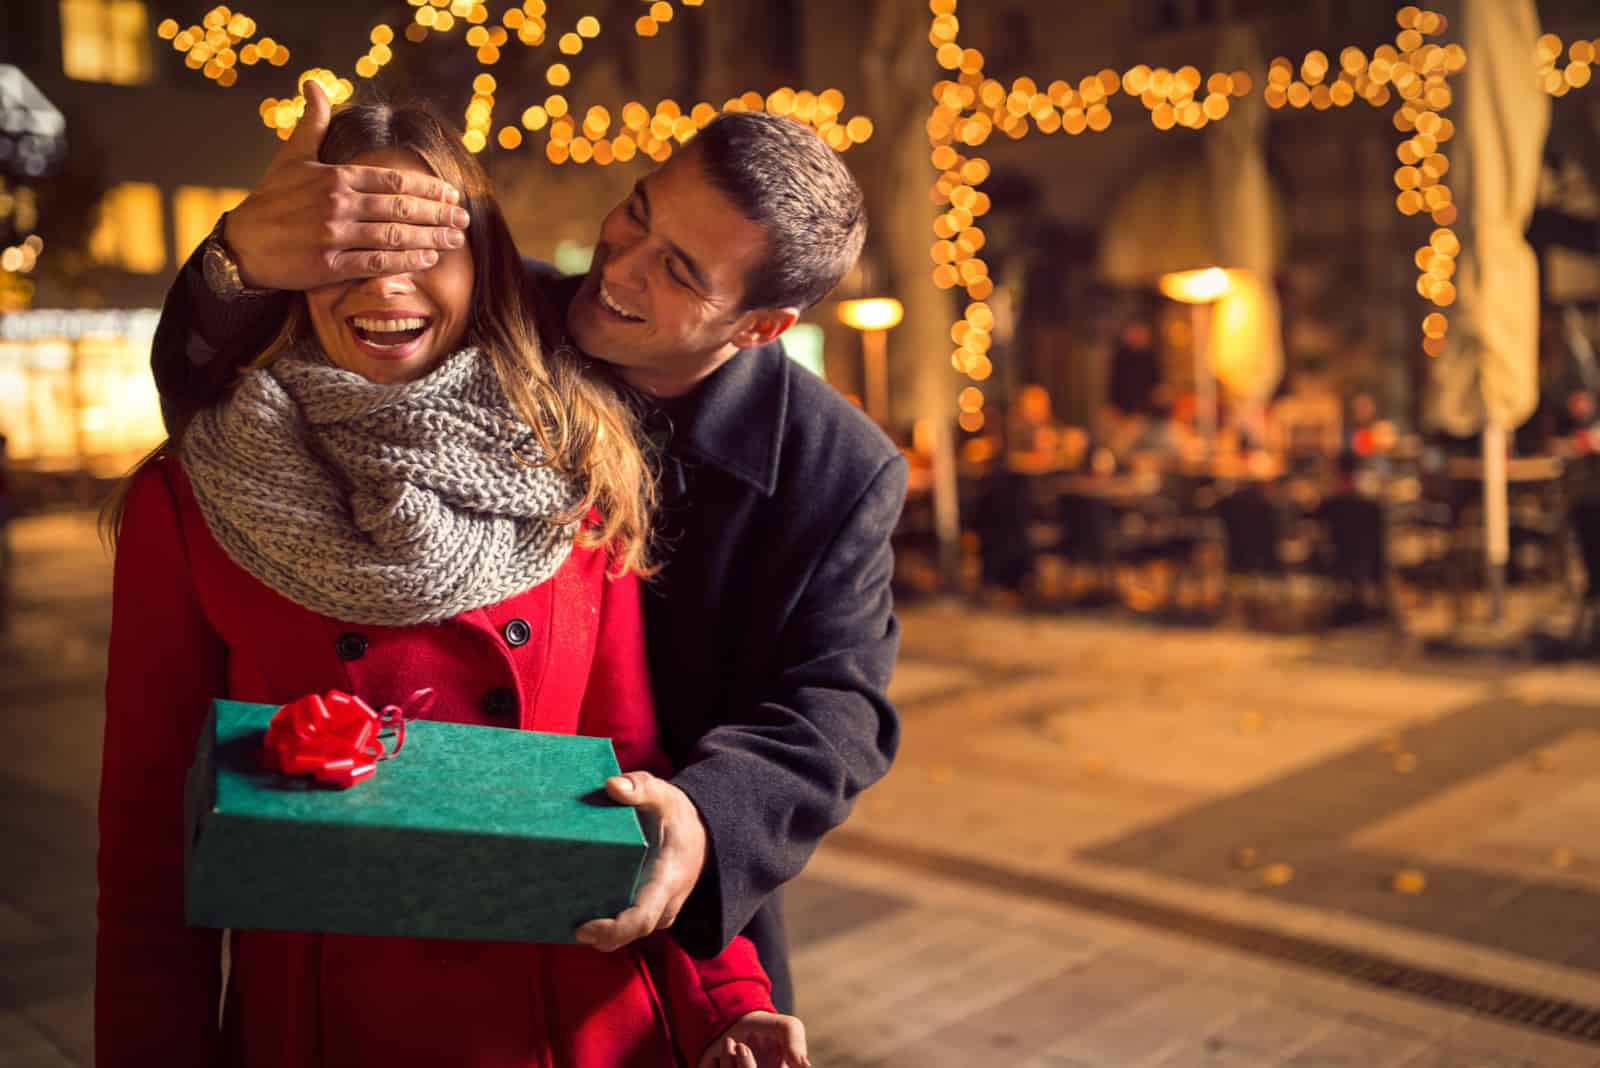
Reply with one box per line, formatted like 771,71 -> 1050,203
353,316 -> 429,332
351,316 -> 431,346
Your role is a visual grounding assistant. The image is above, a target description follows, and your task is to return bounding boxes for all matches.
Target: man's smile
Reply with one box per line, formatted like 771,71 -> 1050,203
597,282 -> 646,323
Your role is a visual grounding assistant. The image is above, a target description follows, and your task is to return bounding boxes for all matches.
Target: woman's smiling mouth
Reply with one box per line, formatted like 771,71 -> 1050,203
346,314 -> 434,358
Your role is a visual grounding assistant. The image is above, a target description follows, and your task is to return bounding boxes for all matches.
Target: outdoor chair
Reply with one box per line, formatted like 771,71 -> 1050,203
1050,491 -> 1124,605
891,491 -> 942,597
1565,499 -> 1600,654
973,467 -> 1037,595
1214,485 -> 1325,629
1116,496 -> 1221,619
1316,492 -> 1391,625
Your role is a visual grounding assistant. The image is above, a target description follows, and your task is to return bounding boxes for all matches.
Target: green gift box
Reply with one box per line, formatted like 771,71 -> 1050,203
184,699 -> 646,943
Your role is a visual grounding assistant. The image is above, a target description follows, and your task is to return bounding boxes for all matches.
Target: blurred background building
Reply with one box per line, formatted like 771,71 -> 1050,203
2,0 -> 1600,614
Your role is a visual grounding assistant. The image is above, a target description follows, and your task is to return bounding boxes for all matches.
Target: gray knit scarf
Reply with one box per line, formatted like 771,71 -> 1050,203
180,339 -> 582,626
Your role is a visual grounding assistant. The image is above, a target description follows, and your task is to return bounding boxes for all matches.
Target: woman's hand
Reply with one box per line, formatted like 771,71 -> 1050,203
698,1011 -> 810,1068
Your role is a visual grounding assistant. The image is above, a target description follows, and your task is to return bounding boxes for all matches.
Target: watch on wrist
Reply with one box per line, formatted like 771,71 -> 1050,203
201,214 -> 270,301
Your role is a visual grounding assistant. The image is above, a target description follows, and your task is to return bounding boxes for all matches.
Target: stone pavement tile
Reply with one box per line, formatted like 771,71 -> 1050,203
1045,977 -> 1261,1067
1280,1019 -> 1431,1068
0,900 -> 48,943
1202,998 -> 1337,1061
0,796 -> 97,939
1148,1038 -> 1277,1067
886,659 -> 984,705
1451,882 -> 1600,966
1393,1046 -> 1542,1068
0,934 -> 94,1012
791,908 -> 1014,1015
781,876 -> 910,951
862,949 -> 1190,1066
21,989 -> 92,1067
1556,937 -> 1600,975
1254,859 -> 1526,947
808,925 -> 1092,1062
0,1009 -> 77,1067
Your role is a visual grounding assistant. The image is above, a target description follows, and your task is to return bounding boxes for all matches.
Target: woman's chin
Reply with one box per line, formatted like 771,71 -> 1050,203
333,349 -> 444,385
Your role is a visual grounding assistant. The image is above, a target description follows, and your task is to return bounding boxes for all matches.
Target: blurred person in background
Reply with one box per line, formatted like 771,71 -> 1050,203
1108,316 -> 1161,420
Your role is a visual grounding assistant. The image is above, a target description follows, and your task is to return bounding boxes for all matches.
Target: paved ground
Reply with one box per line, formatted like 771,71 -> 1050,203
7,510 -> 1600,1065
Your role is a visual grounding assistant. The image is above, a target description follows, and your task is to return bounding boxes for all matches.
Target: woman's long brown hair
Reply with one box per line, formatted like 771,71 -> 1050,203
106,101 -> 655,575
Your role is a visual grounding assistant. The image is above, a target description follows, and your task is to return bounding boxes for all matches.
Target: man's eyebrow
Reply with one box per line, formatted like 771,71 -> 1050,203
633,179 -> 711,293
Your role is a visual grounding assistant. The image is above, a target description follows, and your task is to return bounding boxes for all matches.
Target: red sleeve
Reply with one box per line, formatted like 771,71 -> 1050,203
648,932 -> 774,1065
574,564 -> 671,779
97,457 -> 227,1066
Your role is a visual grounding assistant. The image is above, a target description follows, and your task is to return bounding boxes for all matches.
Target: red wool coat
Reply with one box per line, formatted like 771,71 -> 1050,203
97,456 -> 772,1068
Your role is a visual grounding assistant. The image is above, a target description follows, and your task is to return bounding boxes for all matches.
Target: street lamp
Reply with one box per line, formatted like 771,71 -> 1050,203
1158,267 -> 1232,449
836,297 -> 903,426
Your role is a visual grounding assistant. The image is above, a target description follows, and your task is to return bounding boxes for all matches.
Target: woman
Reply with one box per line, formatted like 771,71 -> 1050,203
97,102 -> 806,1068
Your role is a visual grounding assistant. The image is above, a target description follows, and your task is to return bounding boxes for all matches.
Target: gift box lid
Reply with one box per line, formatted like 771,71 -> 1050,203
185,699 -> 647,943
203,698 -> 644,845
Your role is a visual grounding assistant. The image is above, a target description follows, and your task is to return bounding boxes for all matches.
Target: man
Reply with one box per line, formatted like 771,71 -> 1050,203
150,82 -> 905,1012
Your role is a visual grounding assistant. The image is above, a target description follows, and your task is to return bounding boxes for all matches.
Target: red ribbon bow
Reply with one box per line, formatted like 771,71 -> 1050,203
261,688 -> 434,788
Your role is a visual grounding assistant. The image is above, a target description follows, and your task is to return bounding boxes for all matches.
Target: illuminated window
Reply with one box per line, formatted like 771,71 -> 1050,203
173,186 -> 249,260
60,0 -> 151,85
89,183 -> 166,273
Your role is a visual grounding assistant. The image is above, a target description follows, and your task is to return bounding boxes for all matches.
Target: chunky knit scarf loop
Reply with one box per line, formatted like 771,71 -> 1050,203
181,339 -> 581,625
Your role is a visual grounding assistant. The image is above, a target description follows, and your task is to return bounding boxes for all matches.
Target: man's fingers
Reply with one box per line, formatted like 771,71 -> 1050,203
605,771 -> 663,809
343,163 -> 462,206
337,221 -> 466,252
575,872 -> 673,951
280,79 -> 333,163
347,192 -> 471,230
574,904 -> 652,951
323,247 -> 440,282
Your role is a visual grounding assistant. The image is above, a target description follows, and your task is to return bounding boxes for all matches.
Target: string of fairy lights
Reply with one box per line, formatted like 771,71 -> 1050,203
134,4 -> 1600,432
933,2 -> 1469,433
155,1 -> 873,171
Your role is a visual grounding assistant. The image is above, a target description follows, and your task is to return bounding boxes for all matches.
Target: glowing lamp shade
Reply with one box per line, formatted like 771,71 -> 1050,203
837,298 -> 904,331
1159,267 -> 1231,304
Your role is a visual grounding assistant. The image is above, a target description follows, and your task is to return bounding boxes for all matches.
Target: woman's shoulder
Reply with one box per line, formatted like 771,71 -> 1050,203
121,451 -> 190,522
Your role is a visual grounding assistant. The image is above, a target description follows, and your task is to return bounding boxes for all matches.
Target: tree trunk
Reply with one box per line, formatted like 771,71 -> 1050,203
861,0 -> 953,430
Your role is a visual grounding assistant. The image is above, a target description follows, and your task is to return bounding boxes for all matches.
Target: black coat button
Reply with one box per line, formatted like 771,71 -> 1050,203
503,618 -> 531,647
335,632 -> 368,661
481,687 -> 517,718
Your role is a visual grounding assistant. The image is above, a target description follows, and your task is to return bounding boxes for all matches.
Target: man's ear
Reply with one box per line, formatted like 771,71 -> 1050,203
729,307 -> 800,350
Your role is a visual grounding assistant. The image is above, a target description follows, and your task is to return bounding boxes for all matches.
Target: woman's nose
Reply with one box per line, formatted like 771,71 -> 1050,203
357,270 -> 418,296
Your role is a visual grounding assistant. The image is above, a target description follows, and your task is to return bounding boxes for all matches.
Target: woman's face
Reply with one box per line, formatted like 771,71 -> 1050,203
305,149 -> 473,385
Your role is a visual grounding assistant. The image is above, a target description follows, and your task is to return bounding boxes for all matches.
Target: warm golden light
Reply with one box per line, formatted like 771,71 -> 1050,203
837,298 -> 904,332
61,0 -> 153,85
1159,268 -> 1232,304
89,182 -> 166,274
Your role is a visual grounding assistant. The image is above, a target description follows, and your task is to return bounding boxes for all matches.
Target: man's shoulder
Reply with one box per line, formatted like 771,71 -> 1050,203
780,353 -> 894,451
766,345 -> 902,493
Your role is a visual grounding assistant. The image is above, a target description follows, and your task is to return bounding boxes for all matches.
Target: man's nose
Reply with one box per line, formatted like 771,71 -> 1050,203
601,239 -> 648,291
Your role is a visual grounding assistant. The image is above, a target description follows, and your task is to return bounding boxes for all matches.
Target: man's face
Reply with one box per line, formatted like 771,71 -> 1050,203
567,151 -> 783,397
